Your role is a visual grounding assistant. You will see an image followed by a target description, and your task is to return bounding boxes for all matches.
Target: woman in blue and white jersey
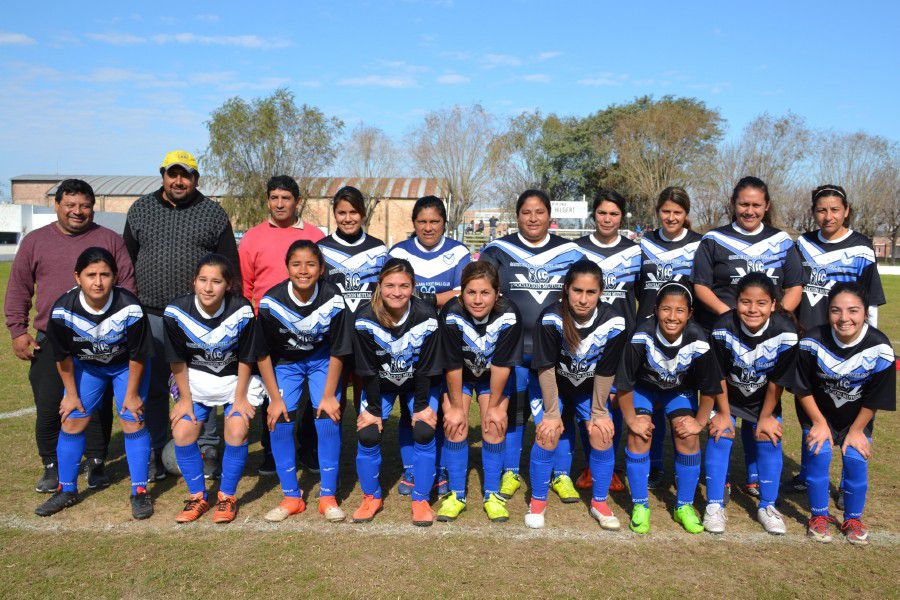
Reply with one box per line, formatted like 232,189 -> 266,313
36,248 -> 153,520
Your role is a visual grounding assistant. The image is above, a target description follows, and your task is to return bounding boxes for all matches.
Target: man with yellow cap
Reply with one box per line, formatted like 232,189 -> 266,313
124,150 -> 242,482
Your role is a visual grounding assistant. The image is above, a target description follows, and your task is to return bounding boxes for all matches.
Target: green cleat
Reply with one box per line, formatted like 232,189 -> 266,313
499,471 -> 521,499
673,504 -> 705,534
483,493 -> 509,522
550,474 -> 580,503
630,504 -> 651,534
436,492 -> 467,522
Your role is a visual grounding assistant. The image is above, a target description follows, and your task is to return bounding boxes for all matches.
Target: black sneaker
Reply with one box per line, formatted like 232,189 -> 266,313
647,467 -> 664,490
790,473 -> 808,492
298,449 -> 320,474
202,447 -> 220,480
258,453 -> 276,476
35,463 -> 58,493
35,489 -> 79,516
148,449 -> 167,482
86,458 -> 111,489
130,487 -> 154,520
834,489 -> 845,512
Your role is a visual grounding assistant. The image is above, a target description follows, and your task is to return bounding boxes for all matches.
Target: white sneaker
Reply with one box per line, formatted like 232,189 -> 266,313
264,506 -> 291,522
322,505 -> 346,523
589,505 -> 621,531
524,510 -> 545,529
757,505 -> 786,535
703,503 -> 727,534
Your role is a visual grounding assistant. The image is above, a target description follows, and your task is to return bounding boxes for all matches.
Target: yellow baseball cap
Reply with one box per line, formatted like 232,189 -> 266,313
160,150 -> 199,174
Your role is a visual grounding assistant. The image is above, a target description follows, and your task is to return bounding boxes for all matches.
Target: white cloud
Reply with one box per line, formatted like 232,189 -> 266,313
437,73 -> 470,84
377,60 -> 429,73
196,14 -> 220,22
481,53 -> 522,68
0,32 -> 36,45
537,51 -> 562,61
577,72 -> 628,86
87,32 -> 146,45
150,33 -> 291,48
520,73 -> 550,83
338,75 -> 418,88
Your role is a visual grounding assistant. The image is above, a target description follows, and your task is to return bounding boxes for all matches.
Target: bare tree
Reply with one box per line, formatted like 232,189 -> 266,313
493,111 -> 545,215
338,124 -> 401,227
874,149 -> 900,258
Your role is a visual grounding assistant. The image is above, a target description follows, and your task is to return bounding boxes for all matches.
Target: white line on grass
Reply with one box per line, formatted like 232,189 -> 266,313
0,406 -> 35,419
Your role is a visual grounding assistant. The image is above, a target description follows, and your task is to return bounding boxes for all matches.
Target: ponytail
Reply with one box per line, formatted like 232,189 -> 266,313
560,260 -> 604,352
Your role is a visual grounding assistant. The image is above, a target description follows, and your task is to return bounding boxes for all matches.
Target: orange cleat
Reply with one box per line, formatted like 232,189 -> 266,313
411,499 -> 435,527
575,467 -> 593,489
609,471 -> 625,492
175,491 -> 210,523
212,491 -> 238,524
318,495 -> 346,522
264,496 -> 307,522
352,494 -> 383,523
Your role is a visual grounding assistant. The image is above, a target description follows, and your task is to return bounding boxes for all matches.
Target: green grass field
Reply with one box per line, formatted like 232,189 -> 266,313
1,262 -> 898,599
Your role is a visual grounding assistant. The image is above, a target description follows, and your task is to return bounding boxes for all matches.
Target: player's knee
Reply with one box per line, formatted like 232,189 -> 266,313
413,420 -> 435,445
224,419 -> 248,446
358,424 -> 381,448
61,417 -> 90,435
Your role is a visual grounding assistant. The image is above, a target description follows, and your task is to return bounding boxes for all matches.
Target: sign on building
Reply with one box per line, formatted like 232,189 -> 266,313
550,201 -> 588,219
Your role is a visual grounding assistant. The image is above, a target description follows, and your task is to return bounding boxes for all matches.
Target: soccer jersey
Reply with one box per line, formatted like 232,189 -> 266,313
388,235 -> 471,295
637,228 -> 703,321
792,324 -> 896,437
441,296 -> 523,386
479,233 -> 584,353
795,230 -> 885,330
711,310 -> 798,422
575,234 -> 642,330
318,232 -> 388,313
615,317 -> 723,395
531,303 -> 626,400
256,279 -> 354,365
48,287 -> 151,366
692,223 -> 803,328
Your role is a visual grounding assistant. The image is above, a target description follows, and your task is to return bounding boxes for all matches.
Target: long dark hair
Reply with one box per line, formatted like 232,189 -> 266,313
731,176 -> 772,226
333,185 -> 367,218
811,184 -> 851,228
735,271 -> 801,334
656,186 -> 692,231
285,239 -> 325,269
561,260 -> 604,352
74,247 -> 118,277
460,261 -> 508,316
371,258 -> 416,328
194,254 -> 240,296
828,281 -> 868,310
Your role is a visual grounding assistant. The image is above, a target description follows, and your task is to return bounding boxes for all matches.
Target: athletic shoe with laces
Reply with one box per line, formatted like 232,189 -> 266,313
499,471 -> 521,499
264,496 -> 306,522
257,453 -> 276,476
609,471 -> 625,493
647,467 -> 664,490
351,495 -> 383,523
483,493 -> 509,522
840,518 -> 869,545
411,499 -> 435,526
789,473 -> 808,492
807,515 -> 838,543
202,447 -> 219,480
757,505 -> 786,535
703,503 -> 726,534
35,488 -> 79,516
86,458 -> 111,489
148,449 -> 167,482
212,491 -> 238,523
551,474 -> 580,503
629,504 -> 651,534
397,471 -> 415,496
673,505 -> 705,534
589,500 -> 620,530
524,499 -> 546,529
575,467 -> 592,490
435,468 -> 450,497
318,496 -> 345,522
130,487 -> 154,520
35,463 -> 58,493
741,482 -> 760,498
175,492 -> 210,523
436,492 -> 467,521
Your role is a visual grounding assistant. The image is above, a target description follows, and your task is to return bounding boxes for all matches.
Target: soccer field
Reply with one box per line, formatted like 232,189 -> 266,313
0,263 -> 898,599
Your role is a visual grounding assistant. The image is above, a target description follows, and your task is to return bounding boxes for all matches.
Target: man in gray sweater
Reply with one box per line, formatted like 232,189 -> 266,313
124,150 -> 241,480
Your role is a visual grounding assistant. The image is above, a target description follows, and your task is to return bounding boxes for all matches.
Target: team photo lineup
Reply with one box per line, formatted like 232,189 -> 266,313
6,149 -> 894,547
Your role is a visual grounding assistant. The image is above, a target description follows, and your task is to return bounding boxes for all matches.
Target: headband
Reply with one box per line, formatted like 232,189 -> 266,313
813,187 -> 846,200
657,281 -> 694,306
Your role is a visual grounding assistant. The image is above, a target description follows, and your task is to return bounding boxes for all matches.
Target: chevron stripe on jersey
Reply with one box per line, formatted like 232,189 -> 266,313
639,237 -> 700,290
489,239 -> 584,304
389,236 -> 470,293
319,236 -> 387,312
51,304 -> 143,345
633,332 -> 711,389
703,229 -> 794,281
446,311 -> 516,377
799,337 -> 894,408
355,317 -> 438,386
258,294 -> 344,351
542,312 -> 626,386
164,304 -> 253,349
713,329 -> 797,396
797,234 -> 877,307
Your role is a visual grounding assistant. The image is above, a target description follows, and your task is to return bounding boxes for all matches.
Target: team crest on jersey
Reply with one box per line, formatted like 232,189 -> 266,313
800,339 -> 894,408
634,332 -> 710,389
545,312 -> 625,386
52,305 -> 143,363
165,304 -> 252,373
579,244 -> 641,303
321,245 -> 384,312
640,238 -> 699,291
489,239 -> 582,304
447,312 -> 516,377
356,317 -> 438,386
713,329 -> 797,397
260,294 -> 344,351
797,236 -> 876,306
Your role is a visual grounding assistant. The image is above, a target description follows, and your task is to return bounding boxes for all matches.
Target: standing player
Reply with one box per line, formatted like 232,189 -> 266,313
256,240 -> 354,523
616,283 -> 724,534
479,190 -> 584,500
705,272 -> 798,534
164,255 -> 263,524
436,261 -> 523,522
352,258 -> 444,526
794,283 -> 895,545
36,248 -> 152,519
526,260 -> 627,530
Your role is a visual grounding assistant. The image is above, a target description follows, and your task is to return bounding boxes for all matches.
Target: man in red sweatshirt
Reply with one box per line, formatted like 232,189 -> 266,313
4,178 -> 136,493
238,175 -> 324,475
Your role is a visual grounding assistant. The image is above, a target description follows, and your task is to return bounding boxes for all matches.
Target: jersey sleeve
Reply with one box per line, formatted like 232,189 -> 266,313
46,316 -> 72,362
440,312 -> 465,371
781,244 -> 804,288
690,237 -> 716,287
414,323 -> 443,377
237,315 -> 262,363
452,250 -> 472,290
861,260 -> 886,307
492,316 -> 523,368
693,343 -> 724,396
768,338 -> 798,389
530,317 -> 559,370
126,312 -> 154,361
328,302 -> 355,358
163,314 -> 189,364
595,327 -> 626,377
614,338 -> 643,394
790,342 -> 816,399
351,323 -> 379,377
862,363 -> 897,412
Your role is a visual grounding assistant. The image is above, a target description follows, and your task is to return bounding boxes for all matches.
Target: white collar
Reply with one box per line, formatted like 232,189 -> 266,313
392,303 -> 411,327
194,295 -> 225,319
832,323 -> 868,349
288,281 -> 318,307
574,307 -> 598,329
472,313 -> 490,325
79,291 -> 113,316
268,216 -> 304,229
740,317 -> 770,338
414,235 -> 446,254
332,231 -> 367,247
655,325 -> 683,347
817,229 -> 852,244
732,221 -> 764,236
517,232 -> 550,248
590,233 -> 621,249
658,228 -> 687,243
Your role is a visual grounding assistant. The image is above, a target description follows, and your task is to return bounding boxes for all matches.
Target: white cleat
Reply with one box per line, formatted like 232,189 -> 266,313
703,503 -> 727,534
323,505 -> 346,523
524,510 -> 545,529
589,505 -> 621,531
757,505 -> 786,535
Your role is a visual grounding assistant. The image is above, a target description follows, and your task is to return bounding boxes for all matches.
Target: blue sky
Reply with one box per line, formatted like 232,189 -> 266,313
1,0 -> 898,190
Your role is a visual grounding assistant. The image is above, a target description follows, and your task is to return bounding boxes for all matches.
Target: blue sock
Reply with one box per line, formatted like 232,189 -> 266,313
219,442 -> 248,496
650,408 -> 666,470
529,444 -> 555,502
797,430 -> 809,479
552,420 -> 574,478
590,446 -> 615,502
57,430 -> 86,493
398,418 -> 414,476
270,421 -> 300,498
412,438 -> 436,501
504,423 -> 523,474
435,426 -> 446,472
315,418 -> 341,498
675,451 -> 702,508
841,446 -> 868,521
803,435 -> 832,516
174,442 -> 206,497
625,448 -> 650,507
578,423 -> 591,467
123,428 -> 151,494
740,421 -> 759,484
755,438 -> 783,509
356,442 -> 382,498
443,439 -> 468,500
482,440 -> 505,499
704,436 -> 733,505
611,407 -> 624,459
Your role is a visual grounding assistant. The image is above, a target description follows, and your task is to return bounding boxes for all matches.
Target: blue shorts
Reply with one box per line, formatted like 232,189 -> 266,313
459,377 -> 515,400
533,393 -> 596,424
68,359 -> 150,422
632,387 -> 697,418
361,386 -> 441,418
274,350 -> 342,412
185,402 -> 247,423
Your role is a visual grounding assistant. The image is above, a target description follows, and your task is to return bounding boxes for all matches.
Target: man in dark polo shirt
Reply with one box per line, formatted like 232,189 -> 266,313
4,178 -> 136,492
124,150 -> 241,481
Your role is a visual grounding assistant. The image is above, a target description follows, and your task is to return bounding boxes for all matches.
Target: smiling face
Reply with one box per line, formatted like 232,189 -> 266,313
268,188 -> 299,227
516,196 -> 550,242
733,187 -> 769,231
414,207 -> 445,249
162,165 -> 198,204
593,200 -> 622,241
829,291 -> 866,344
380,271 -> 414,314
75,261 -> 115,307
55,192 -> 94,234
655,293 -> 691,341
334,199 -> 363,236
194,264 -> 229,313
657,200 -> 687,238
566,273 -> 601,321
461,276 -> 498,320
736,285 -> 775,333
287,248 -> 324,296
813,195 -> 850,239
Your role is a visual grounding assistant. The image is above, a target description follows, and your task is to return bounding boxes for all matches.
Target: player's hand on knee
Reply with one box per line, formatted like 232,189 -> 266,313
317,395 -> 342,423
59,395 -> 85,423
170,398 -> 196,427
536,417 -> 563,448
357,410 -> 382,433
121,392 -> 144,422
807,420 -> 833,455
629,416 -> 654,441
590,415 -> 614,447
267,397 -> 289,431
412,406 -> 437,429
443,406 -> 467,440
708,412 -> 733,442
842,429 -> 871,460
755,415 -> 782,446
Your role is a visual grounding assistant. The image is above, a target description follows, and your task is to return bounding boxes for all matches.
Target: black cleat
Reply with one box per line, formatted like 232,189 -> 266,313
148,449 -> 167,482
790,473 -> 808,493
258,453 -> 276,476
35,489 -> 79,516
298,449 -> 320,474
647,467 -> 664,490
86,458 -> 111,489
35,463 -> 58,493
130,488 -> 154,520
202,447 -> 220,480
